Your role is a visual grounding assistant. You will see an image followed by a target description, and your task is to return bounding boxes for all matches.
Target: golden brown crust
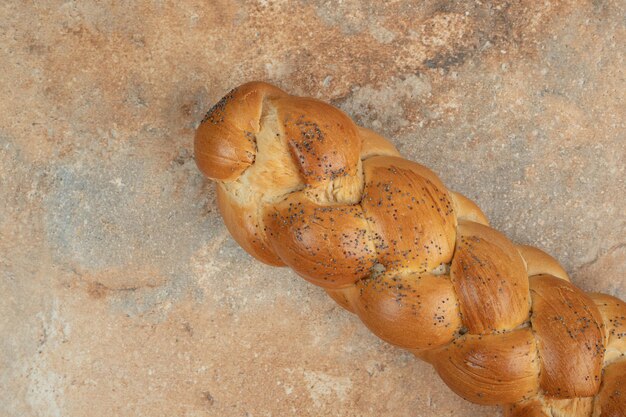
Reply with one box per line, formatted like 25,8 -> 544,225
223,98 -> 304,202
264,191 -> 376,289
353,272 -> 461,350
325,286 -> 357,313
450,220 -> 530,334
529,274 -> 604,397
360,156 -> 456,273
195,82 -> 625,415
273,95 -> 362,187
358,126 -> 401,159
195,82 -> 286,181
504,400 -> 550,417
450,191 -> 490,226
589,293 -> 626,364
431,328 -> 540,405
506,397 -> 595,417
216,183 -> 284,266
518,244 -> 570,281
593,360 -> 626,417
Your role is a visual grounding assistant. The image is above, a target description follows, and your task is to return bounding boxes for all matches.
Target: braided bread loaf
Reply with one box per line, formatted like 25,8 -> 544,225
194,82 -> 626,417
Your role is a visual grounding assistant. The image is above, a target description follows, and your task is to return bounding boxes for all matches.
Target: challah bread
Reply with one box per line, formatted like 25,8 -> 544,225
194,81 -> 625,416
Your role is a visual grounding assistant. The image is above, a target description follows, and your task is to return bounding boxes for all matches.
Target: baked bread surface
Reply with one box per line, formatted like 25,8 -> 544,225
195,81 -> 626,417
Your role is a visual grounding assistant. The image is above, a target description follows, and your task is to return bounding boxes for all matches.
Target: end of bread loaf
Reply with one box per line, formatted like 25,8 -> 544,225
194,81 -> 287,181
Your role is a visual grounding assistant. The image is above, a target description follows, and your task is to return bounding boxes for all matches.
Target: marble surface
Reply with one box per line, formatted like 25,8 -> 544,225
1,1 -> 624,416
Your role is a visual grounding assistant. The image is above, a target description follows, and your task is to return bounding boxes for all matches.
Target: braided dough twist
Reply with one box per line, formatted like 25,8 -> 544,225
194,82 -> 626,417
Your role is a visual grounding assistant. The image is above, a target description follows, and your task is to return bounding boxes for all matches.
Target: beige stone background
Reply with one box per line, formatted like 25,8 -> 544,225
1,1 -> 624,416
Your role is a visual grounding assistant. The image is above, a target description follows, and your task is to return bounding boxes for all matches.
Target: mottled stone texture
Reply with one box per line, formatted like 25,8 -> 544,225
0,1 -> 624,416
